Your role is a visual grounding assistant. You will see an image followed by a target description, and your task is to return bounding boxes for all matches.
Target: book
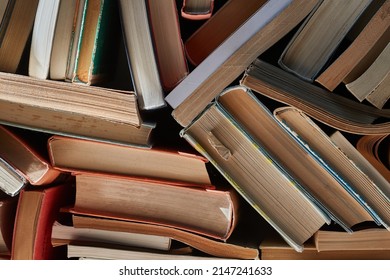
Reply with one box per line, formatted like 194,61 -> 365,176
66,244 -> 221,260
49,0 -> 78,80
0,156 -> 26,196
0,196 -> 17,256
0,0 -> 39,73
11,183 -> 74,259
184,0 -> 267,66
315,0 -> 390,91
52,220 -> 172,252
0,72 -> 153,146
240,59 -> 390,135
28,0 -> 60,79
314,228 -> 390,252
278,0 -> 373,82
165,0 -> 320,127
0,0 -> 8,22
55,214 -> 259,260
181,0 -> 214,20
180,95 -> 329,252
260,236 -> 390,260
346,42 -> 390,108
215,86 -> 374,231
146,0 -> 188,92
47,135 -> 212,186
119,0 -> 165,110
356,134 -> 390,182
0,125 -> 62,196
68,0 -> 120,85
70,172 -> 239,241
273,107 -> 390,229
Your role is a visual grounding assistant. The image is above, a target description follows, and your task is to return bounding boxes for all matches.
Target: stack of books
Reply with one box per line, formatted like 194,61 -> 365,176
0,0 -> 389,260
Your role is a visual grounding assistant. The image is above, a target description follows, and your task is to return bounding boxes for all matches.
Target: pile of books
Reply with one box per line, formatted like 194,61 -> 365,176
0,0 -> 389,260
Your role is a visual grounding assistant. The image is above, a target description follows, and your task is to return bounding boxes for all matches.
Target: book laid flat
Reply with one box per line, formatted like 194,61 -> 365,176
0,72 -> 153,146
28,0 -> 60,80
11,183 -> 74,260
357,134 -> 390,182
166,0 -> 320,127
47,135 -> 212,186
278,0 -> 372,82
216,86 -> 374,231
53,214 -> 258,260
52,220 -> 172,252
70,172 -> 239,241
0,196 -> 17,256
240,59 -> 390,135
274,107 -> 390,230
0,125 -> 62,196
66,244 -> 221,260
184,0 -> 267,66
181,0 -> 214,20
316,0 -> 390,91
314,228 -> 390,252
147,0 -> 188,92
70,0 -> 120,85
0,0 -> 39,73
180,95 -> 329,252
346,43 -> 390,109
49,0 -> 78,80
119,0 -> 165,110
260,237 -> 390,260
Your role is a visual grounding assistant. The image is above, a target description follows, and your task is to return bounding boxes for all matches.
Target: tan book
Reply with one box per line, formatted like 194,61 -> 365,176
0,0 -> 39,73
316,0 -> 390,91
346,43 -> 390,108
166,0 -> 320,127
147,0 -> 188,92
240,59 -> 390,135
278,0 -> 372,82
0,72 -> 152,146
314,228 -> 390,252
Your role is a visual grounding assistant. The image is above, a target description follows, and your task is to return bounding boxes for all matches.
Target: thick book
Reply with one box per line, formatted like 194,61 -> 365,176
215,86 -> 374,231
11,183 -> 74,260
260,237 -> 390,260
346,42 -> 390,109
316,0 -> 390,91
240,59 -> 390,135
314,228 -> 390,252
278,0 -> 373,82
67,0 -> 120,85
165,0 -> 320,127
0,0 -> 39,73
28,0 -> 60,80
69,172 -> 239,241
146,0 -> 188,92
184,0 -> 266,66
54,214 -> 258,260
274,107 -> 390,230
47,135 -> 212,186
181,0 -> 214,20
180,94 -> 329,252
0,72 -> 152,146
119,0 -> 165,110
0,125 -> 62,196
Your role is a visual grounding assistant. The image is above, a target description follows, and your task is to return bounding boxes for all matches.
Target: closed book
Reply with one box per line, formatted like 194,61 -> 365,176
69,172 -> 240,241
166,0 -> 320,127
0,125 -> 63,196
278,0 -> 372,82
11,183 -> 74,259
181,0 -> 214,20
0,196 -> 17,256
181,94 -> 329,252
0,0 -> 39,73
